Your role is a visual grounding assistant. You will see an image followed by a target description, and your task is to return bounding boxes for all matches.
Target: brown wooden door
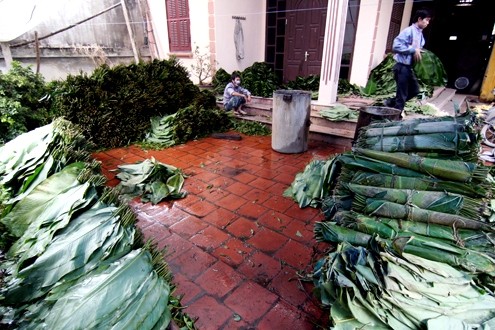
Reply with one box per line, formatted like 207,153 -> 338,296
283,0 -> 328,82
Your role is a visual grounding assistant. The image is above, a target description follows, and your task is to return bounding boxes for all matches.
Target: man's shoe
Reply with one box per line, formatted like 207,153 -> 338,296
238,109 -> 247,116
383,98 -> 395,108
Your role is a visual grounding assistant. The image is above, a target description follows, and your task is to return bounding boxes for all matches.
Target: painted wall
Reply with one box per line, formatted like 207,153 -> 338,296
214,0 -> 266,74
349,0 -> 393,88
0,0 -> 147,80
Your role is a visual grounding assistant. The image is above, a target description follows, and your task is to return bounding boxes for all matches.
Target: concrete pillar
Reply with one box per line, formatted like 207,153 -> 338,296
1,42 -> 13,70
317,0 -> 349,105
350,0 -> 394,88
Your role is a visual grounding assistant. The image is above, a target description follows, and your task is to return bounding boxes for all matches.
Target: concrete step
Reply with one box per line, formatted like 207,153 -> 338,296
429,87 -> 457,113
218,88 -> 462,148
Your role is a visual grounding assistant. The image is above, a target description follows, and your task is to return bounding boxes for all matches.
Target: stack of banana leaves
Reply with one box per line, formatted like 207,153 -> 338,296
353,111 -> 480,161
284,111 -> 495,328
0,118 -> 179,329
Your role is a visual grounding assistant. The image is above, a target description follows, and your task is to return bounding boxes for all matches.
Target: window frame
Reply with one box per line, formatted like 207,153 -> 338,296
166,0 -> 192,53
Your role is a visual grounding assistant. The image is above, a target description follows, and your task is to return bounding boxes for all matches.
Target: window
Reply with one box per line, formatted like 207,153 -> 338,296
166,0 -> 191,52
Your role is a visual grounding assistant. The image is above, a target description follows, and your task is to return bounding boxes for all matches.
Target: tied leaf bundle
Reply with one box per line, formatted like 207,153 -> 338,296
354,113 -> 480,161
286,110 -> 495,328
353,148 -> 489,183
346,183 -> 490,220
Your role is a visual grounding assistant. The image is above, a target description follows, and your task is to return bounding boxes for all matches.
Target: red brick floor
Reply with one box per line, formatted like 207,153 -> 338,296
92,133 -> 349,330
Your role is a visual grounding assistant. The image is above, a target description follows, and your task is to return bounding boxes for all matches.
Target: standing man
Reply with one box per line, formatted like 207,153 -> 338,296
384,8 -> 432,112
223,73 -> 252,116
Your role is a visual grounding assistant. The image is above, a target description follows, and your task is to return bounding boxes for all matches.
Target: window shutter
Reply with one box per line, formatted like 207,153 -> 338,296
166,0 -> 191,52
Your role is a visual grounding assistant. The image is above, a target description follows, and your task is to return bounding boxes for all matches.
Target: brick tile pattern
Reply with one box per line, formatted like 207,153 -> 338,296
93,134 -> 346,328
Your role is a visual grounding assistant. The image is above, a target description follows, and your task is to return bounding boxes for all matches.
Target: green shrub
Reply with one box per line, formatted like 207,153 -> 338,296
54,58 -> 199,149
240,62 -> 280,98
0,61 -> 54,144
284,74 -> 320,92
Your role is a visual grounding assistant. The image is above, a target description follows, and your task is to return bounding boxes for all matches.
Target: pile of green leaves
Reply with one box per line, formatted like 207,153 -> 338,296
173,105 -> 231,144
283,74 -> 320,92
0,117 -> 93,218
115,157 -> 187,205
313,240 -> 495,329
0,61 -> 56,144
230,118 -> 271,136
319,104 -> 359,122
361,54 -> 397,97
414,49 -> 448,87
54,58 -> 200,149
0,122 -> 195,329
337,78 -> 362,97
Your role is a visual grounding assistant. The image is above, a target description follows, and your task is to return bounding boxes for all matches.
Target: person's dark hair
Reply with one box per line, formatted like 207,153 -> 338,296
231,72 -> 241,81
412,8 -> 432,22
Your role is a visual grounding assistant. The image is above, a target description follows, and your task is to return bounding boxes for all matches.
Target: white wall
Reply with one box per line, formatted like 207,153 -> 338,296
147,0 -> 265,84
349,0 -> 393,87
146,0 -> 169,57
214,0 -> 266,74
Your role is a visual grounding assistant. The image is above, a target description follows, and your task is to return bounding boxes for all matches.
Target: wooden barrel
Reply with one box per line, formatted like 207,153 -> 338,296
272,90 -> 311,153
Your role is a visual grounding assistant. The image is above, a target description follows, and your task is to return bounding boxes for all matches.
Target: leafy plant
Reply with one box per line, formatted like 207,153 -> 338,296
240,62 -> 280,98
212,68 -> 231,95
0,61 -> 55,144
190,45 -> 216,86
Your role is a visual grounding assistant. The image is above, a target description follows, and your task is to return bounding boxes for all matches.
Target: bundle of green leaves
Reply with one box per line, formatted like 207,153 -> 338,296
54,58 -> 200,149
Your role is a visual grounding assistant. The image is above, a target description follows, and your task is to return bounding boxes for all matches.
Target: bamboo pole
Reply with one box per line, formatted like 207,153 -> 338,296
35,31 -> 40,74
121,0 -> 140,63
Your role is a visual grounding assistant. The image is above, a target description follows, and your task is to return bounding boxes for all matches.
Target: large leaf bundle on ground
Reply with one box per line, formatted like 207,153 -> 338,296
286,113 -> 495,328
172,105 -> 231,144
54,58 -> 200,149
313,241 -> 495,329
0,124 -> 193,329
